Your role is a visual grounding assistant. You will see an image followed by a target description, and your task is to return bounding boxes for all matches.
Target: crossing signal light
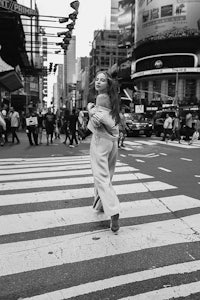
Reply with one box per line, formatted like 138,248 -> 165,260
70,0 -> 80,11
66,21 -> 75,30
53,64 -> 58,74
49,62 -> 53,73
59,17 -> 69,23
69,11 -> 78,21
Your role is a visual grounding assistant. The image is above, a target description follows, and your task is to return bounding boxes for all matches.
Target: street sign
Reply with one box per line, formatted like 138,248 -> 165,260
0,0 -> 37,16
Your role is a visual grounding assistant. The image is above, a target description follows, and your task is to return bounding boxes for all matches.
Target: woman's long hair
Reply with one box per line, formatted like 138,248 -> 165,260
87,71 -> 120,124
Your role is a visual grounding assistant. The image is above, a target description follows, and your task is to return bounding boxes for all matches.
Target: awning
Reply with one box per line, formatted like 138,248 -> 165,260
0,70 -> 23,92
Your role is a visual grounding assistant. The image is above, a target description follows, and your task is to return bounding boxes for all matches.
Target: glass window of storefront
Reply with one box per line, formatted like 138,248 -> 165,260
185,79 -> 196,102
168,79 -> 176,98
153,80 -> 161,100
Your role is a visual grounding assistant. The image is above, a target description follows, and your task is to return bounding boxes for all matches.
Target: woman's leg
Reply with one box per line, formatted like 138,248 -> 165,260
90,135 -> 120,217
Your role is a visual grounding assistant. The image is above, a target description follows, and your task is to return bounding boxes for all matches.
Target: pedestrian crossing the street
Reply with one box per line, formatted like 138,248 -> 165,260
0,155 -> 200,299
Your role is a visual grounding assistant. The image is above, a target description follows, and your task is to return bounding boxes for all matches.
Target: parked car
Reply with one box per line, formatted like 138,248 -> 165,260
124,113 -> 153,137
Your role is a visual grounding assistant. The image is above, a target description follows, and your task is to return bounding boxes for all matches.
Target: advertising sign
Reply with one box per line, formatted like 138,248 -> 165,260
118,1 -> 134,47
135,0 -> 200,48
0,0 -> 37,16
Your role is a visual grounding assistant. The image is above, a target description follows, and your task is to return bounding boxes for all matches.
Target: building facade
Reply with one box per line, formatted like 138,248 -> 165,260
132,0 -> 200,109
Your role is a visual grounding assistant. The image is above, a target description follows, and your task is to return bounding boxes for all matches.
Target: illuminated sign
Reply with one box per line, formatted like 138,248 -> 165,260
0,0 -> 37,16
131,67 -> 200,79
135,0 -> 200,48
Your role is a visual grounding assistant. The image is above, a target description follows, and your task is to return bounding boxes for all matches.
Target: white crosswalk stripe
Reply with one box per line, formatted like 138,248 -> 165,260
122,139 -> 200,149
0,156 -> 200,300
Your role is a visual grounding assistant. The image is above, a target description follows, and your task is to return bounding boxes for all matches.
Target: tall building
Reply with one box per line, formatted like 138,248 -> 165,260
63,36 -> 76,109
89,30 -> 127,81
111,0 -> 119,30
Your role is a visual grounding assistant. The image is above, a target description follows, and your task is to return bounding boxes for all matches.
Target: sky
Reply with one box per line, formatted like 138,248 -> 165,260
35,0 -> 111,61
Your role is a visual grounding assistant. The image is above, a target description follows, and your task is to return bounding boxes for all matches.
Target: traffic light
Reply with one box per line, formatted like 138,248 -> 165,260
70,0 -> 80,11
56,0 -> 80,53
69,11 -> 78,21
53,64 -> 58,74
66,21 -> 75,31
59,17 -> 69,23
49,62 -> 53,73
57,30 -> 72,38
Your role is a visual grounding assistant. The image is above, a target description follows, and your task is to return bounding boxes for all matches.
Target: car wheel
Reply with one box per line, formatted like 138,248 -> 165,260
146,132 -> 152,137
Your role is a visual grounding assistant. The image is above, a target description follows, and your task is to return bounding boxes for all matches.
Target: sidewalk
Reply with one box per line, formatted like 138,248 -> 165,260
0,130 -> 91,159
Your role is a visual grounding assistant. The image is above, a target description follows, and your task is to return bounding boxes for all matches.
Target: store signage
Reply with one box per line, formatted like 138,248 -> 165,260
0,0 -> 37,16
135,105 -> 144,113
131,67 -> 200,79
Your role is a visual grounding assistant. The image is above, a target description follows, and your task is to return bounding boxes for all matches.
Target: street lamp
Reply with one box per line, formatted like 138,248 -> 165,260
173,68 -> 179,107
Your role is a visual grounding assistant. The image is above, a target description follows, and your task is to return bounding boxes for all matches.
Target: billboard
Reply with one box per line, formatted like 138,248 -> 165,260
135,0 -> 200,48
118,1 -> 135,47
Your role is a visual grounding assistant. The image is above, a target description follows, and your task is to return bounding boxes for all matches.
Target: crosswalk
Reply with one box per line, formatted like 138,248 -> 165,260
0,155 -> 200,299
121,139 -> 200,150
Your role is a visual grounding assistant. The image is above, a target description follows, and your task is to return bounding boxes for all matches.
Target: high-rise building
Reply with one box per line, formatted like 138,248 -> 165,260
63,36 -> 76,109
111,0 -> 119,30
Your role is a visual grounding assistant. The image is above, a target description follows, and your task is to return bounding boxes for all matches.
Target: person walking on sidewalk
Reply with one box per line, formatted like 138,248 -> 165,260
68,108 -> 79,148
37,109 -> 44,144
185,112 -> 193,144
171,112 -> 181,143
25,107 -> 39,146
44,108 -> 55,145
87,70 -> 121,233
118,107 -> 128,148
62,109 -> 70,145
162,113 -> 173,142
9,107 -> 20,144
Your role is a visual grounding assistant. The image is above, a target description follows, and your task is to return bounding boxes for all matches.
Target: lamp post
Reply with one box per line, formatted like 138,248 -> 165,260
173,68 -> 179,107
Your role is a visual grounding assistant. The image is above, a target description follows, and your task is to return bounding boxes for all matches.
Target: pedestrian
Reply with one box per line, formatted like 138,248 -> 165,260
55,113 -> 62,139
162,113 -> 173,142
9,106 -> 20,144
68,108 -> 79,148
171,111 -> 181,143
118,107 -> 128,148
37,109 -> 45,144
1,104 -> 10,143
87,70 -> 121,233
189,114 -> 200,145
62,109 -> 70,145
185,112 -> 193,144
25,106 -> 39,146
0,110 -> 6,146
44,108 -> 55,145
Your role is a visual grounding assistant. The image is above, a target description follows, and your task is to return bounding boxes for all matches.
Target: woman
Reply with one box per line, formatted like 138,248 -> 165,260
172,112 -> 181,143
87,71 -> 121,233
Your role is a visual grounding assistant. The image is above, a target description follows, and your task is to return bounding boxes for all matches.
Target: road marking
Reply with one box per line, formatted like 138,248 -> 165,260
0,166 -> 136,181
120,281 -> 200,300
195,175 -> 200,178
0,218 -> 198,276
158,167 -> 172,173
154,140 -> 200,149
1,195 -> 199,236
160,153 -> 167,156
180,158 -> 192,162
136,159 -> 145,163
0,173 -> 153,191
0,155 -> 90,162
20,261 -> 200,300
0,181 -> 176,206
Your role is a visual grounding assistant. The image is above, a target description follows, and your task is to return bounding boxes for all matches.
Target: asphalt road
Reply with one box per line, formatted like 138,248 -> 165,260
0,131 -> 200,300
